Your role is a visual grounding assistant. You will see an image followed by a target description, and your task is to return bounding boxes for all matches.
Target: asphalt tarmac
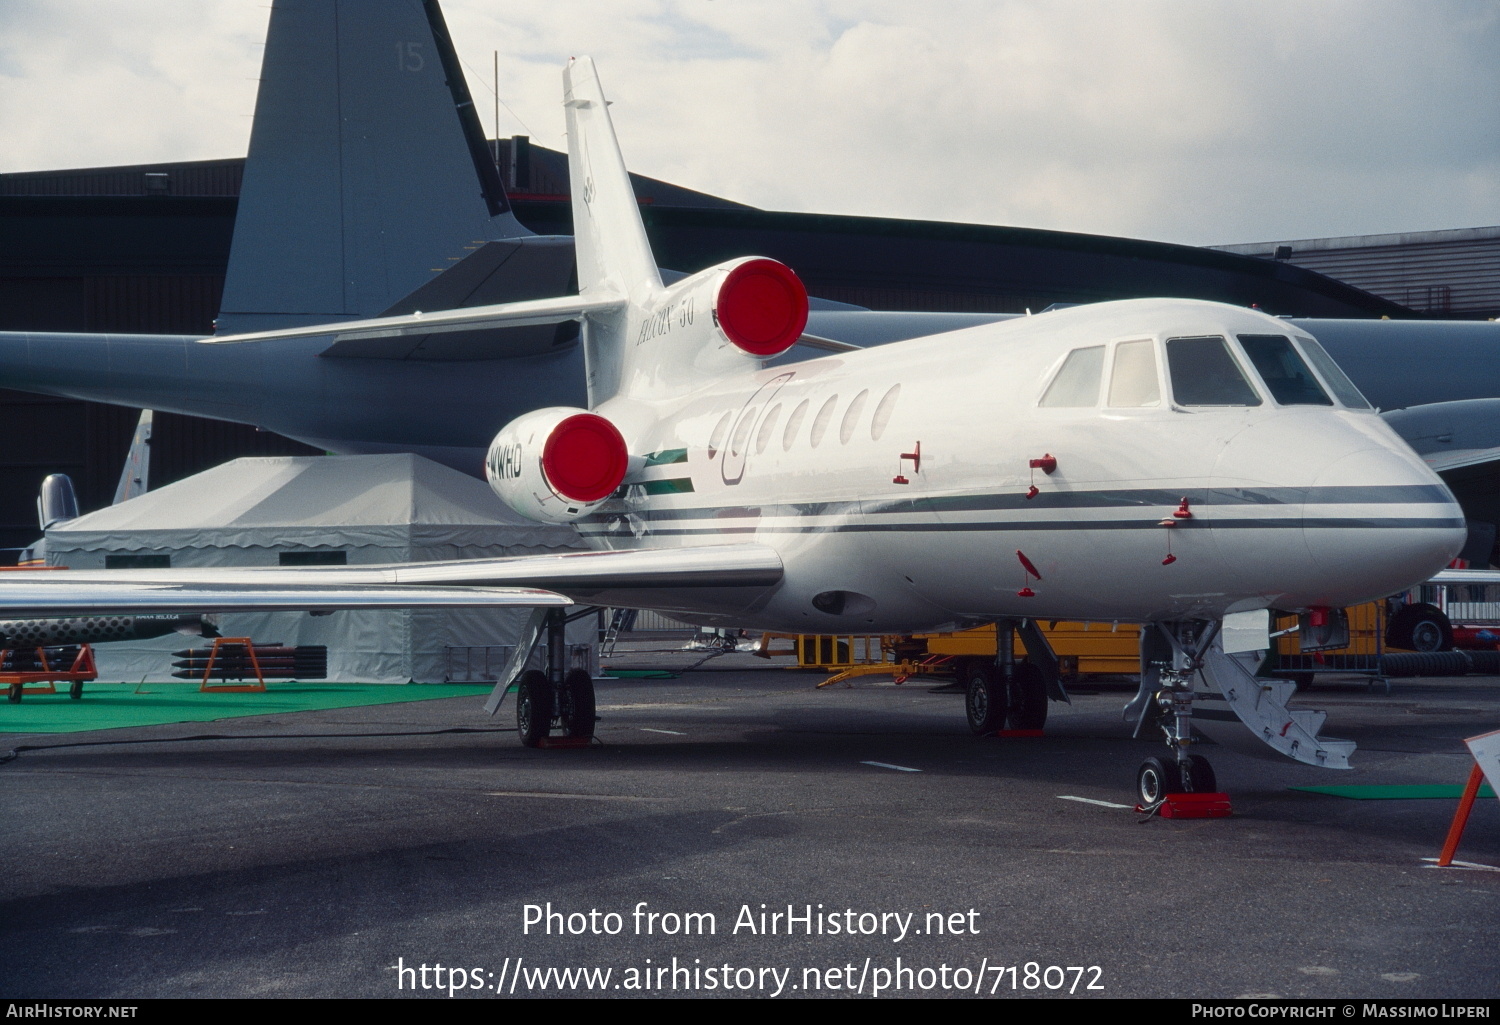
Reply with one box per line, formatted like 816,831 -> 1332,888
3,649 -> 1498,1000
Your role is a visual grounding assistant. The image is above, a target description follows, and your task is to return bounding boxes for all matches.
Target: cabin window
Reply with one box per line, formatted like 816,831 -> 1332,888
706,411 -> 732,457
756,404 -> 782,454
1040,346 -> 1105,407
870,384 -> 900,440
729,406 -> 760,457
1295,335 -> 1373,409
810,395 -> 838,447
1166,336 -> 1262,406
1107,339 -> 1160,407
783,399 -> 809,450
280,551 -> 347,566
105,554 -> 170,569
1237,334 -> 1332,406
839,389 -> 869,444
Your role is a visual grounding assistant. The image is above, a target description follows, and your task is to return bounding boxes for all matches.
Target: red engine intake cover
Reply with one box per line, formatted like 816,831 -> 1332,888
541,414 -> 628,503
715,259 -> 809,357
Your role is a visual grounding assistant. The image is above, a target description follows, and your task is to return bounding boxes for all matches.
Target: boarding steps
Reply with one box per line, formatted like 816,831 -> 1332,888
1191,638 -> 1355,768
600,608 -> 637,658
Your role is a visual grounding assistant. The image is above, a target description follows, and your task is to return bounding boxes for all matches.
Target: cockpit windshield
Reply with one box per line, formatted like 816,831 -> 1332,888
1040,345 -> 1105,407
1237,334 -> 1332,406
1295,335 -> 1374,409
1166,336 -> 1262,406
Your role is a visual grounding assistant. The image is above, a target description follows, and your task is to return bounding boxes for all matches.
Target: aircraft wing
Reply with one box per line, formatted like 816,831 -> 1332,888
1423,446 -> 1500,475
5,544 -> 784,614
0,582 -> 568,620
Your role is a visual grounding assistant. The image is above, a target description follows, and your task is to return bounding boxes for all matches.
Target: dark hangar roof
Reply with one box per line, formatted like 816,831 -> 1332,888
0,147 -> 1413,320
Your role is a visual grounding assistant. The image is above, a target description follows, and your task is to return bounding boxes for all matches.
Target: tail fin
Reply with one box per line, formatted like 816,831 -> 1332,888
563,58 -> 806,405
564,57 -> 663,303
217,0 -> 527,334
112,410 -> 154,505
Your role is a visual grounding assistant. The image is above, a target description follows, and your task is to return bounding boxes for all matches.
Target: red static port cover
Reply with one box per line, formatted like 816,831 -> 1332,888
716,259 -> 808,357
541,413 -> 628,503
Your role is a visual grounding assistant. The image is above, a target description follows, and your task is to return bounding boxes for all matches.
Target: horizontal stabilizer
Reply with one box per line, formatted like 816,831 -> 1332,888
204,293 -> 626,351
319,235 -> 584,360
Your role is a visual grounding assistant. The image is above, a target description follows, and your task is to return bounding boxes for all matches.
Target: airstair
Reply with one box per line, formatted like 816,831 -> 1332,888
1192,638 -> 1356,769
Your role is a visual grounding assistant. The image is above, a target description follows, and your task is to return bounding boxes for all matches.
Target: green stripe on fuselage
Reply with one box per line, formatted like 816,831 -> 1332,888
644,448 -> 689,466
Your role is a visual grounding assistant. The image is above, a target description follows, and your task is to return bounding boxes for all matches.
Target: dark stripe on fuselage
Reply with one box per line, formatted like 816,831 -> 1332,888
584,483 -> 1451,527
576,515 -> 1466,539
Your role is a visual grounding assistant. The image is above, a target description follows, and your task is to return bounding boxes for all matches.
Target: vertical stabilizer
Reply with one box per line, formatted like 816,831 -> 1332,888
217,0 -> 527,334
564,57 -> 663,404
561,57 -> 807,407
112,410 -> 153,505
564,57 -> 662,303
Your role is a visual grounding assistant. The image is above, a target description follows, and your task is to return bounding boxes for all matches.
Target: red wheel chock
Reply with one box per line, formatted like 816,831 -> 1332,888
536,735 -> 594,749
1137,793 -> 1233,818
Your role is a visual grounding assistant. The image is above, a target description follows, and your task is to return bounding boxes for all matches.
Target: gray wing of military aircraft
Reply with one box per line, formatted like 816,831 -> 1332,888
0,0 -> 1494,566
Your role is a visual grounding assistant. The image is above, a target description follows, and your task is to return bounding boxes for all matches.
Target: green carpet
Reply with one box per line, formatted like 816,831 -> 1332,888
1291,784 -> 1496,800
0,682 -> 495,734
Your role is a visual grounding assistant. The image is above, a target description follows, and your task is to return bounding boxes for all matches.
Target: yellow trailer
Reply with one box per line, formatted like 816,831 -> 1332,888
916,621 -> 1140,679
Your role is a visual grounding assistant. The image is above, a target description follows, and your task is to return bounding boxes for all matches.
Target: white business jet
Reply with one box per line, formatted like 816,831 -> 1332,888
14,58 -> 1466,807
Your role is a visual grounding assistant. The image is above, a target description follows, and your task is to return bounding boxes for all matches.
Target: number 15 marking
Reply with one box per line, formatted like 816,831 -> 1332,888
396,41 -> 424,72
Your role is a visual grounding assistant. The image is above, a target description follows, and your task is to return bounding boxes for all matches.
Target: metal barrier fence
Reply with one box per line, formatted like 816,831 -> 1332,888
619,609 -> 698,635
443,643 -> 594,683
1422,582 -> 1500,625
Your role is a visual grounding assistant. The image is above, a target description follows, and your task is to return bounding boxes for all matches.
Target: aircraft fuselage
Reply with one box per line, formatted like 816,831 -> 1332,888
574,299 -> 1465,631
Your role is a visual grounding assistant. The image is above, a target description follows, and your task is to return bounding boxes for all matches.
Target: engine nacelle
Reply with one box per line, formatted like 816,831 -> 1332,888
485,407 -> 629,523
710,257 -> 809,358
639,257 -> 809,369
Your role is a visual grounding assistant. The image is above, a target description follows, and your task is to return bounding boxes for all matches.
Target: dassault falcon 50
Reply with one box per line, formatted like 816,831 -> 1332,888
11,58 -> 1467,807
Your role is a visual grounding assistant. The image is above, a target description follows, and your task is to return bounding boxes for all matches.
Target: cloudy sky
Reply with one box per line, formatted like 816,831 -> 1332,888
1,0 -> 1496,246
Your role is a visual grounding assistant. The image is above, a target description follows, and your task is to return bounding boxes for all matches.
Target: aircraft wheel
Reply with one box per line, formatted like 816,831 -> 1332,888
515,670 -> 553,748
964,665 -> 1006,736
69,680 -> 83,700
1183,754 -> 1217,794
1136,756 -> 1182,808
561,668 -> 596,739
1386,603 -> 1452,652
1005,662 -> 1048,730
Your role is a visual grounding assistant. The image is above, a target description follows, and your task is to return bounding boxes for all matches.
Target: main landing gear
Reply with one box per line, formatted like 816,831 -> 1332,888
962,619 -> 1057,735
1128,620 -> 1224,812
512,607 -> 598,748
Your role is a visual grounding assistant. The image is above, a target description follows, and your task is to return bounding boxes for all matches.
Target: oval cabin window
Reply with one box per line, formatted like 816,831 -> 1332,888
756,404 -> 782,454
870,384 -> 900,440
840,389 -> 869,444
809,395 -> 838,447
706,411 -> 732,457
783,399 -> 809,450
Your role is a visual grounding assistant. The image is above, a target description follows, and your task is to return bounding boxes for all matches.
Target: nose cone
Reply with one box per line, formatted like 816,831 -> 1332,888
1210,410 -> 1466,611
1302,443 -> 1466,605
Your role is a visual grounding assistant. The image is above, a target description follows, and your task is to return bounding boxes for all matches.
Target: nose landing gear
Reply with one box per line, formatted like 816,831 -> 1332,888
1133,620 -> 1230,818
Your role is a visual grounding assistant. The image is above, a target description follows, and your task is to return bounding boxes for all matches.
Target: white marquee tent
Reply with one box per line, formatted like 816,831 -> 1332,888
46,453 -> 587,682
